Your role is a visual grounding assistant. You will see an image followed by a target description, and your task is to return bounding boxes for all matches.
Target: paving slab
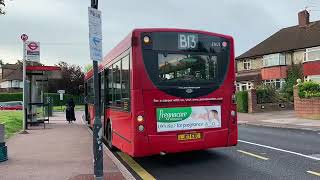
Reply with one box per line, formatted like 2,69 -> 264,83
0,112 -> 126,180
238,110 -> 320,131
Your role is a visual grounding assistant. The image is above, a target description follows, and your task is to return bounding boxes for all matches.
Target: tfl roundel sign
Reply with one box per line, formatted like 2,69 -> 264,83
28,42 -> 39,51
26,41 -> 40,62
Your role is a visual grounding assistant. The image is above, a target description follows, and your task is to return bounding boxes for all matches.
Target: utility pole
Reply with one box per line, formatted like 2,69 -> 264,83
89,0 -> 104,179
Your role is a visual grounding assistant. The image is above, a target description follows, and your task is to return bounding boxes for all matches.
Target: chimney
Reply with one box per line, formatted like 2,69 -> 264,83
298,10 -> 310,27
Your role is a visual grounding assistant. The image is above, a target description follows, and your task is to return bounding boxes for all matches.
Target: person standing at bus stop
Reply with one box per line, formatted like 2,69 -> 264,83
66,98 -> 76,123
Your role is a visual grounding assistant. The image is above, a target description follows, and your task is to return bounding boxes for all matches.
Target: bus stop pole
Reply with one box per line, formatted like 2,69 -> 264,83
21,40 -> 28,134
91,0 -> 104,179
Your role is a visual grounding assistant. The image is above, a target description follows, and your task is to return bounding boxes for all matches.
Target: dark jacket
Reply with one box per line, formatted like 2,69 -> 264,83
66,99 -> 76,121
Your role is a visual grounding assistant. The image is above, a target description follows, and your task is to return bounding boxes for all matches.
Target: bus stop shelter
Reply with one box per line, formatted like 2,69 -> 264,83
25,65 -> 61,129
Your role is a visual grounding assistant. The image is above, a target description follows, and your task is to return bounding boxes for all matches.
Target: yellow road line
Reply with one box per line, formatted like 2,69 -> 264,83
237,150 -> 269,160
117,152 -> 156,180
307,171 -> 320,177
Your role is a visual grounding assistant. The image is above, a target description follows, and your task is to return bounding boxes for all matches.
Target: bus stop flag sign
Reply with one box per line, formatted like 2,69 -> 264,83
88,7 -> 102,62
26,41 -> 40,62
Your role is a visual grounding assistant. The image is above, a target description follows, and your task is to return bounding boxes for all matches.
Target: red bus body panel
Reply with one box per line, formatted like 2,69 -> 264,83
85,28 -> 237,157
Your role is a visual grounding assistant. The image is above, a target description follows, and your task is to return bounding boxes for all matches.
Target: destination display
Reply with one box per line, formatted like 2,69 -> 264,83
149,32 -> 228,53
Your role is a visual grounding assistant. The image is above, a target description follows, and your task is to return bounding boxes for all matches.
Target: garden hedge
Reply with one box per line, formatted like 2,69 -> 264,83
298,81 -> 320,98
0,93 -> 23,102
236,91 -> 248,113
0,92 -> 83,106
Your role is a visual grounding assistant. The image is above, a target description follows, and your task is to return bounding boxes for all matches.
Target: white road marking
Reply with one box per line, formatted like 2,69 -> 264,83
238,140 -> 320,161
307,171 -> 320,177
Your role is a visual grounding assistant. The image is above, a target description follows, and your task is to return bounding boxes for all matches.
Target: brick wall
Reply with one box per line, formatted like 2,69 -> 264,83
0,88 -> 22,93
293,86 -> 320,119
247,89 -> 257,113
261,66 -> 288,80
303,61 -> 320,76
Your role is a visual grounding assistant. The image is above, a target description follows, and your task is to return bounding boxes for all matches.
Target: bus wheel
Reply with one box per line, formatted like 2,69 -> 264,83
106,121 -> 114,150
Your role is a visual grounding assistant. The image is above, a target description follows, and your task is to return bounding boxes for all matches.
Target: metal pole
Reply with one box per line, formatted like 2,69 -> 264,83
91,0 -> 103,179
21,41 -> 28,134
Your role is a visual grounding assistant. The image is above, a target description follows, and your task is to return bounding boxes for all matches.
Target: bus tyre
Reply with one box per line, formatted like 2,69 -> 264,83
106,121 -> 114,150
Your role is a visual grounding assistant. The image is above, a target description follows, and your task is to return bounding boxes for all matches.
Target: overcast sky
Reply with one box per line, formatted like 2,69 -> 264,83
1,0 -> 320,68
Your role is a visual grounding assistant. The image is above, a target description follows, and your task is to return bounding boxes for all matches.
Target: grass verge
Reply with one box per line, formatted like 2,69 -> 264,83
0,110 -> 22,139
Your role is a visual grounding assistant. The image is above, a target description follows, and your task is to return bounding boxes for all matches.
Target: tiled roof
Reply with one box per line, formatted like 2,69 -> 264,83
237,20 -> 320,60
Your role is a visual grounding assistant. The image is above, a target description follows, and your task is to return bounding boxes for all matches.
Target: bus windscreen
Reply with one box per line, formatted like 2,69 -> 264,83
141,32 -> 231,98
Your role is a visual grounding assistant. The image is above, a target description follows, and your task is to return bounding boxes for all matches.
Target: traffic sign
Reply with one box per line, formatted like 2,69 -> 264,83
88,7 -> 102,37
88,7 -> 102,61
26,41 -> 40,62
21,34 -> 28,42
89,36 -> 103,61
57,90 -> 65,94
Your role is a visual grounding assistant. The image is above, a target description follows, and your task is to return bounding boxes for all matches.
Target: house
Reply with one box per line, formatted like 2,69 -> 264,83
236,10 -> 320,91
0,63 -> 23,92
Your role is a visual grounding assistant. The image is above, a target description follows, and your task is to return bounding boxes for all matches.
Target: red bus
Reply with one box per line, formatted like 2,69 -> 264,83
84,28 -> 237,157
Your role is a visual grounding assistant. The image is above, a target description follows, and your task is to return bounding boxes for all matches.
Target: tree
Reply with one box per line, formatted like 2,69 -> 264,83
0,0 -> 5,15
0,59 -> 4,66
281,63 -> 303,101
48,61 -> 85,95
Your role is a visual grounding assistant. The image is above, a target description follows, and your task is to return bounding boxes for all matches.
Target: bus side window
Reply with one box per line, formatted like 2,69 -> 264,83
113,61 -> 121,107
87,78 -> 94,104
107,66 -> 113,106
121,55 -> 130,111
100,71 -> 104,112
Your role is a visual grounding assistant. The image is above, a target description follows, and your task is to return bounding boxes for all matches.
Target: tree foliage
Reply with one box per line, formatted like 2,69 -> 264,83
0,0 -> 5,15
83,64 -> 93,73
281,63 -> 303,101
48,61 -> 84,95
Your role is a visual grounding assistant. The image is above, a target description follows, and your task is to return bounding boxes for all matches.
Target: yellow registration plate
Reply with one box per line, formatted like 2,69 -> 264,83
178,133 -> 202,141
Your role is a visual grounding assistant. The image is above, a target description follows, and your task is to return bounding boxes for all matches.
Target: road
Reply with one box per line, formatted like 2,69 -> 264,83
113,125 -> 320,180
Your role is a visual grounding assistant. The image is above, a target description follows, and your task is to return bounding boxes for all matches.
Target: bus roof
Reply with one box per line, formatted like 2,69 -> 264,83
84,28 -> 233,80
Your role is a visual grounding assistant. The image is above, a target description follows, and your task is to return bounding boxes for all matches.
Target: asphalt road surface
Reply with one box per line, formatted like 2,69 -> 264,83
114,125 -> 320,180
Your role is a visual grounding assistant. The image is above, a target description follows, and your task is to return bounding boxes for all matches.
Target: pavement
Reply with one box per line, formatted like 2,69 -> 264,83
0,111 -> 132,180
238,110 -> 320,131
124,125 -> 320,180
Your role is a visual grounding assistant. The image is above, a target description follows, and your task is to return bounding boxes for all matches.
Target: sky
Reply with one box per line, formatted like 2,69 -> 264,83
0,0 -> 320,68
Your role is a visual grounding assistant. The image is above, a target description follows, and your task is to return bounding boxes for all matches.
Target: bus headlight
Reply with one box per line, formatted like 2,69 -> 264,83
143,36 -> 151,44
137,115 -> 144,122
138,125 -> 144,132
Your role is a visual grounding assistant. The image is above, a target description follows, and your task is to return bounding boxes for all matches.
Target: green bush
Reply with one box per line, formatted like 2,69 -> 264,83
298,81 -> 320,98
0,92 -> 83,106
236,91 -> 248,113
0,93 -> 23,102
256,84 -> 287,103
281,64 -> 303,101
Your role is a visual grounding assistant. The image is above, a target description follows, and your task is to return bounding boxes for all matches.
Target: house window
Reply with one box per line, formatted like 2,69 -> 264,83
263,53 -> 286,67
263,79 -> 285,89
305,46 -> 320,62
243,60 -> 251,70
304,75 -> 320,83
236,81 -> 253,91
12,80 -> 20,88
236,83 -> 240,91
